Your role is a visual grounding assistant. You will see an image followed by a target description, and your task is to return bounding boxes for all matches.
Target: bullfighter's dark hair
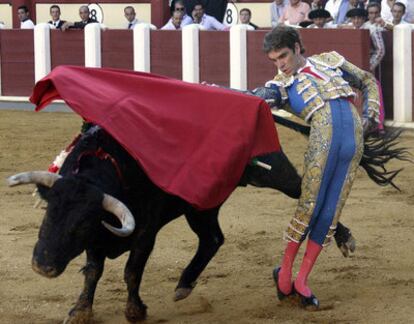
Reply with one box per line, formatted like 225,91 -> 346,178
263,25 -> 305,54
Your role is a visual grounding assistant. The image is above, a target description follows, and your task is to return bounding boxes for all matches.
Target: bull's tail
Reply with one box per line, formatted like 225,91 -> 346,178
359,128 -> 412,190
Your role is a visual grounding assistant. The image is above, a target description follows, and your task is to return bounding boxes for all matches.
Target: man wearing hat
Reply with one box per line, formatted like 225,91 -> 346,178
345,8 -> 385,72
307,8 -> 336,28
345,6 -> 385,130
346,7 -> 367,27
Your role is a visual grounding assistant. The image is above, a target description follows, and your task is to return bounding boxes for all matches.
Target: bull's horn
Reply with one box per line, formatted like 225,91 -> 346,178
7,171 -> 62,188
101,194 -> 135,237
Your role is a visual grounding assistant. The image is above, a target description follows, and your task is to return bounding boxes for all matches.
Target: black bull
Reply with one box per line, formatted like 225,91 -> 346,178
7,126 -> 353,323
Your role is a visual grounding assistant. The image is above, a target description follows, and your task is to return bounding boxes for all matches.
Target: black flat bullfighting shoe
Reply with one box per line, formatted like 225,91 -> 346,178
292,285 -> 320,311
272,267 -> 293,301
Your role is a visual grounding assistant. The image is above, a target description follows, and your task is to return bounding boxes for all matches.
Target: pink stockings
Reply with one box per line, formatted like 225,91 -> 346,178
278,239 -> 323,297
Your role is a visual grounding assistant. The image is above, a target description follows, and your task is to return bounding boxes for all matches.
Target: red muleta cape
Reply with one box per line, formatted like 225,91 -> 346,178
30,66 -> 280,209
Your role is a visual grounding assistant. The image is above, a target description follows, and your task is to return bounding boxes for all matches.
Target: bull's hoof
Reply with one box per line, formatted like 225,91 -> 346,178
174,287 -> 193,301
339,235 -> 356,258
125,301 -> 147,323
63,307 -> 93,324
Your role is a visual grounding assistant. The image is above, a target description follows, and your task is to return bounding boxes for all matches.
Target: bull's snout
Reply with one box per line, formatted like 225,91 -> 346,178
32,258 -> 60,278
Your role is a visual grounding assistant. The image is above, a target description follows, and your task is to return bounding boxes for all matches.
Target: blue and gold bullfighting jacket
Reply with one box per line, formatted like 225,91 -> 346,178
251,51 -> 380,125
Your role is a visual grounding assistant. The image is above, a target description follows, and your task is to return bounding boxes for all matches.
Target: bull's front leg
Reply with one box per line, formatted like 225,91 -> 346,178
64,249 -> 105,324
175,208 -> 224,301
124,234 -> 156,323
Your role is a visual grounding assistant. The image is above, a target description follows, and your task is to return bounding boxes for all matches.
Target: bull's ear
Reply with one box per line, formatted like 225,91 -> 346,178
36,184 -> 51,201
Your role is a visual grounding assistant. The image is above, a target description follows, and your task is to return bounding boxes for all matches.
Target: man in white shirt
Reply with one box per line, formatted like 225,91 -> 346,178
381,1 -> 410,29
270,0 -> 289,27
18,5 -> 35,29
325,0 -> 348,24
239,8 -> 258,29
171,0 -> 192,27
191,2 -> 226,30
124,6 -> 139,29
381,0 -> 395,21
161,10 -> 183,30
405,0 -> 414,23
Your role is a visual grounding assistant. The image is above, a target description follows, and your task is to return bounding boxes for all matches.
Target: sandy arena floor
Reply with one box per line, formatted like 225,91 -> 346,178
1,110 -> 413,323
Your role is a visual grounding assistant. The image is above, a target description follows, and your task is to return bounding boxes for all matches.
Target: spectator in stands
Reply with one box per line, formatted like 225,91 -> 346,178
161,10 -> 184,30
310,0 -> 328,9
48,5 -> 66,29
18,5 -> 34,29
279,0 -> 311,26
191,2 -> 226,30
185,0 -> 228,22
381,0 -> 395,21
345,8 -> 367,28
239,8 -> 258,29
325,0 -> 349,24
381,1 -> 410,29
405,1 -> 414,23
171,0 -> 193,27
0,21 -> 4,29
271,0 -> 289,27
124,6 -> 139,29
364,2 -> 383,29
307,8 -> 336,27
347,8 -> 385,72
61,5 -> 98,31
342,0 -> 366,23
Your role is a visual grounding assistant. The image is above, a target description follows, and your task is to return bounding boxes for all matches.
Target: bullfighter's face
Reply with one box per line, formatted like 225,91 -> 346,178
32,178 -> 102,278
267,43 -> 304,76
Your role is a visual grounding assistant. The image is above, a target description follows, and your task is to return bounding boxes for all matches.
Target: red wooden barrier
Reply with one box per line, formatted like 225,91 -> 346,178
200,31 -> 230,86
0,30 -> 34,96
150,30 -> 182,79
51,30 -> 84,68
300,29 -> 370,69
247,30 -> 276,89
102,30 -> 133,70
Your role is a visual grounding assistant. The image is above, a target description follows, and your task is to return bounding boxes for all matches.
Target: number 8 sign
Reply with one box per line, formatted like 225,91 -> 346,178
88,3 -> 104,23
223,1 -> 239,27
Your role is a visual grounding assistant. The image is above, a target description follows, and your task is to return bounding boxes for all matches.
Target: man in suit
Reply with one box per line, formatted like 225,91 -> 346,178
48,5 -> 66,29
61,5 -> 98,30
124,6 -> 139,29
